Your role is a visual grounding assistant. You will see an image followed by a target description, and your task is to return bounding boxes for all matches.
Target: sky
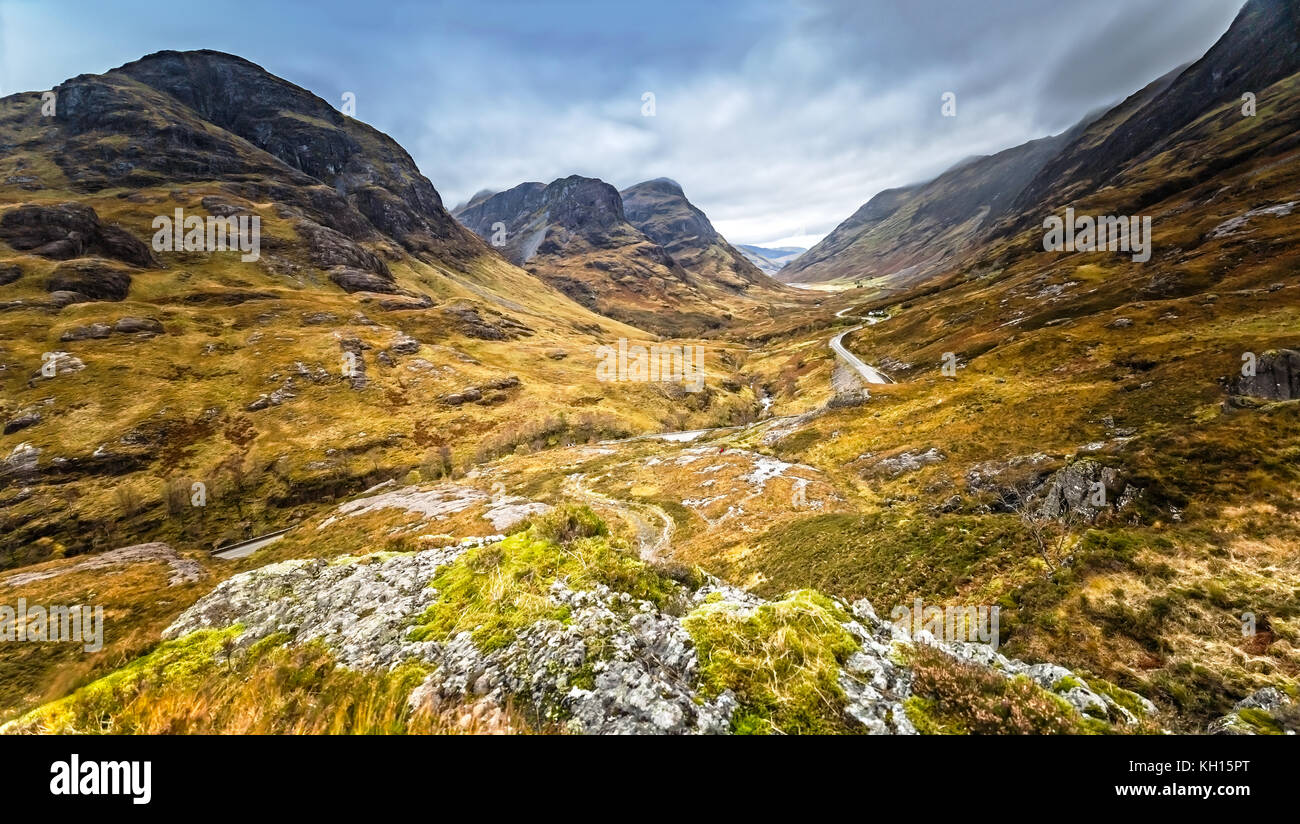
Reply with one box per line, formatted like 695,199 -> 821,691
0,0 -> 1246,248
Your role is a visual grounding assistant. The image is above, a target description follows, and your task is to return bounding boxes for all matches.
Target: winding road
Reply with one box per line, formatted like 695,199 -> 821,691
570,301 -> 896,561
830,306 -> 892,384
213,527 -> 293,560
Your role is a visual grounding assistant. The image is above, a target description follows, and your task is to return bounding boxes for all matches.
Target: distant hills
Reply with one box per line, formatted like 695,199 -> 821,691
783,0 -> 1300,289
453,175 -> 793,336
737,244 -> 806,276
779,125 -> 1089,286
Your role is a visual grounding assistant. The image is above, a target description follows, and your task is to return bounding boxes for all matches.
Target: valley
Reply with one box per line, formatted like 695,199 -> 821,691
1,0 -> 1298,737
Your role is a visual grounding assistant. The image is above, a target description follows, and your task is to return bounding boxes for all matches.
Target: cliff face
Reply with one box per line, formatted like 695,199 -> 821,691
455,175 -> 796,337
455,176 -> 636,266
51,49 -> 486,265
621,178 -> 779,292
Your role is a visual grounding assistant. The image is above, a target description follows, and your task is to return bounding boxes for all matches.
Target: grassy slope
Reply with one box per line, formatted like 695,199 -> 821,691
699,71 -> 1300,727
3,58 -> 1298,733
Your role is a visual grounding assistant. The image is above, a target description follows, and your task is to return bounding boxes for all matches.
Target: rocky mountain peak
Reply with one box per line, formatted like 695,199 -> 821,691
46,49 -> 483,265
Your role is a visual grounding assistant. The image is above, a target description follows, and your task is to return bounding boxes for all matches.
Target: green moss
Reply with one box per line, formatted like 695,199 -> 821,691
410,508 -> 681,652
1052,675 -> 1086,692
13,632 -> 441,734
12,627 -> 242,731
1235,708 -> 1284,735
1081,717 -> 1117,734
567,663 -> 597,692
683,589 -> 859,735
1085,677 -> 1153,719
887,641 -> 912,667
903,696 -> 966,735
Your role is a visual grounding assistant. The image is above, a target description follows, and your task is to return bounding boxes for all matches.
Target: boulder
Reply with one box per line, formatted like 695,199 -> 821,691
47,290 -> 93,308
329,266 -> 396,294
0,202 -> 156,267
200,195 -> 254,217
46,259 -> 133,301
388,332 -> 421,355
1231,348 -> 1300,400
0,442 -> 41,477
29,351 -> 86,383
1208,687 -> 1295,735
114,316 -> 165,335
439,301 -> 531,340
1034,458 -> 1137,522
3,411 -> 42,435
861,447 -> 944,477
377,293 -> 433,311
440,387 -> 483,405
60,323 -> 113,341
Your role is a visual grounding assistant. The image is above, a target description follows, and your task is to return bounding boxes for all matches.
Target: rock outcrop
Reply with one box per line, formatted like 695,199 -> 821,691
149,532 -> 1154,735
1230,348 -> 1300,400
0,203 -> 157,267
46,259 -> 134,302
620,178 -> 776,291
1208,687 -> 1297,735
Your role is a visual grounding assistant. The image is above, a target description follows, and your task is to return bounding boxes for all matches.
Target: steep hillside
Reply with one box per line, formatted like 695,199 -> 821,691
0,52 -> 779,567
1009,0 -> 1300,217
792,0 -> 1300,291
782,125 -> 1087,287
620,178 -> 780,292
455,175 -> 805,337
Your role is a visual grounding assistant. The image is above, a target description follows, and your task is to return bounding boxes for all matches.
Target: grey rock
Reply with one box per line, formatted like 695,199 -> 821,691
0,442 -> 41,477
29,351 -> 85,383
1230,348 -> 1300,401
389,332 -> 421,355
3,411 -> 42,435
60,323 -> 113,341
113,316 -> 164,335
46,259 -> 133,301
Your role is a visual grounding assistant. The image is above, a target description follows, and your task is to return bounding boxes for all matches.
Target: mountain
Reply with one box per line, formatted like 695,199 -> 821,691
1007,0 -> 1300,218
50,50 -> 488,269
737,244 -> 806,275
454,175 -> 798,336
784,1 -> 1300,290
619,178 -> 777,291
780,123 -> 1090,287
0,50 -> 780,568
6,1 -> 1300,739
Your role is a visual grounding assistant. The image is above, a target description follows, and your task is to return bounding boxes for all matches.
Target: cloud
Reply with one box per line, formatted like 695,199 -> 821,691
2,0 -> 1246,247
405,0 -> 1244,245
